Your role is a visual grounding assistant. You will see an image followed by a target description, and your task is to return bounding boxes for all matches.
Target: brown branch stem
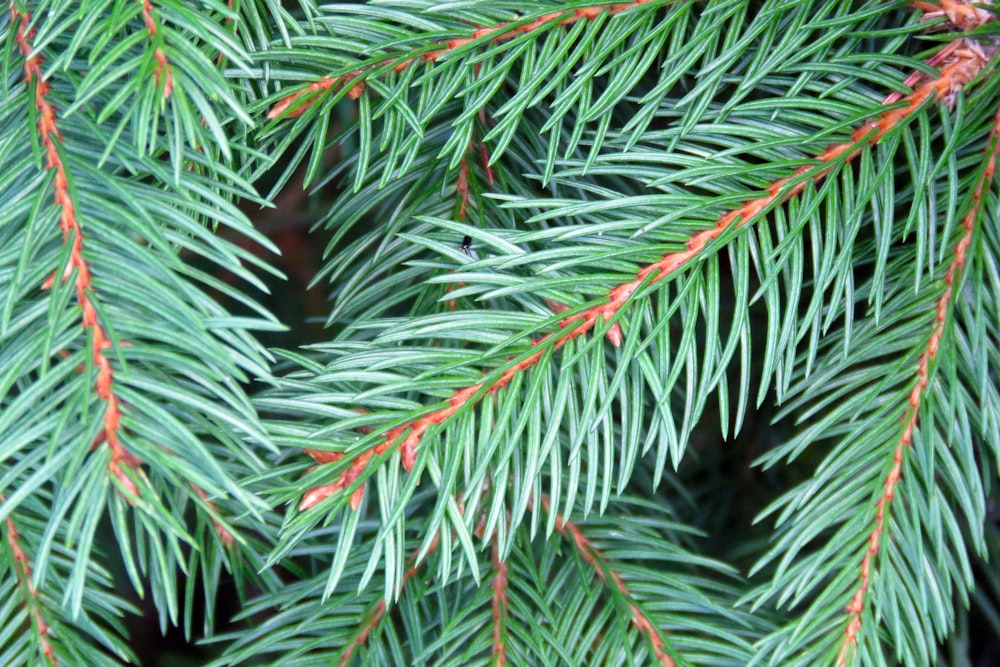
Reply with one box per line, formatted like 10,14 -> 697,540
192,485 -> 236,548
141,0 -> 173,98
268,0 -> 663,119
539,495 -> 674,666
2,495 -> 57,665
299,38 -> 988,512
336,532 -> 441,667
11,4 -> 143,499
837,101 -> 1000,666
491,539 -> 509,666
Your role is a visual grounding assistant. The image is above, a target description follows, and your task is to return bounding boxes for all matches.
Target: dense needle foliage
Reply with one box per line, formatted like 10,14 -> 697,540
2,0 -> 1000,665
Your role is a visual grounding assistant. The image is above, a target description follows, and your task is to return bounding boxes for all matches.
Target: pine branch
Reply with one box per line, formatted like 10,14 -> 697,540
217,493 -> 755,665
253,0 -> 699,187
2,0 -> 285,645
266,0 -> 666,120
4,1 -> 1000,663
0,492 -> 135,666
336,532 -> 441,667
254,6 -> 999,660
745,24 -> 1000,661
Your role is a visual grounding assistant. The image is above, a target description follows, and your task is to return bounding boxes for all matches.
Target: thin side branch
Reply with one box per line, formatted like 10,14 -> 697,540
192,485 -> 236,548
10,4 -> 143,499
267,0 -> 664,119
140,0 -> 173,98
299,38 -> 989,512
540,496 -> 674,667
838,100 -> 1000,666
2,496 -> 57,666
336,532 -> 441,667
491,540 -> 509,666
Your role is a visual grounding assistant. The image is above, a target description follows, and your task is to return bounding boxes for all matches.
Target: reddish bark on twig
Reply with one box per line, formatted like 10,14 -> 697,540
2,495 -> 57,665
268,0 -> 662,119
837,100 -> 1000,667
11,4 -> 143,499
192,485 -> 236,548
141,0 -> 173,98
539,495 -> 674,666
299,38 -> 988,512
336,532 -> 441,667
491,540 -> 509,666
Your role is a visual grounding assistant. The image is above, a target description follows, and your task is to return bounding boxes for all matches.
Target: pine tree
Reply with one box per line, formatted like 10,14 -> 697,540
2,0 -> 999,665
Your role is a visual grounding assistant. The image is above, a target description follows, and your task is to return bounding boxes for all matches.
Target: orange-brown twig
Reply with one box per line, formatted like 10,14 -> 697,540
299,38 -> 988,512
539,495 -> 674,666
141,0 -> 173,98
11,4 -> 143,499
491,539 -> 509,666
912,0 -> 996,31
837,102 -> 1000,667
192,485 -> 236,548
336,532 -> 441,667
2,495 -> 57,665
267,0 -> 662,120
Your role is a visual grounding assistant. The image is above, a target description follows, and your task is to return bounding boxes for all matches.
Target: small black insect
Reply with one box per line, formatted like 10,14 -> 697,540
461,235 -> 473,256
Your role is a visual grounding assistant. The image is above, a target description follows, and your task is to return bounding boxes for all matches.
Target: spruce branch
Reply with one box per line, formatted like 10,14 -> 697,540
335,531 -> 441,667
3,0 -> 288,648
218,493 -> 754,665
745,17 -> 1000,662
296,35 -> 990,514
0,492 -> 135,666
838,95 -> 1000,667
266,0 -> 667,121
3,496 -> 57,666
10,3 -> 142,500
539,494 -> 675,666
5,0 -> 1000,663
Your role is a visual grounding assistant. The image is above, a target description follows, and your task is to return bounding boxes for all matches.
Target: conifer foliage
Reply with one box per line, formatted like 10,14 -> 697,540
2,0 -> 999,665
